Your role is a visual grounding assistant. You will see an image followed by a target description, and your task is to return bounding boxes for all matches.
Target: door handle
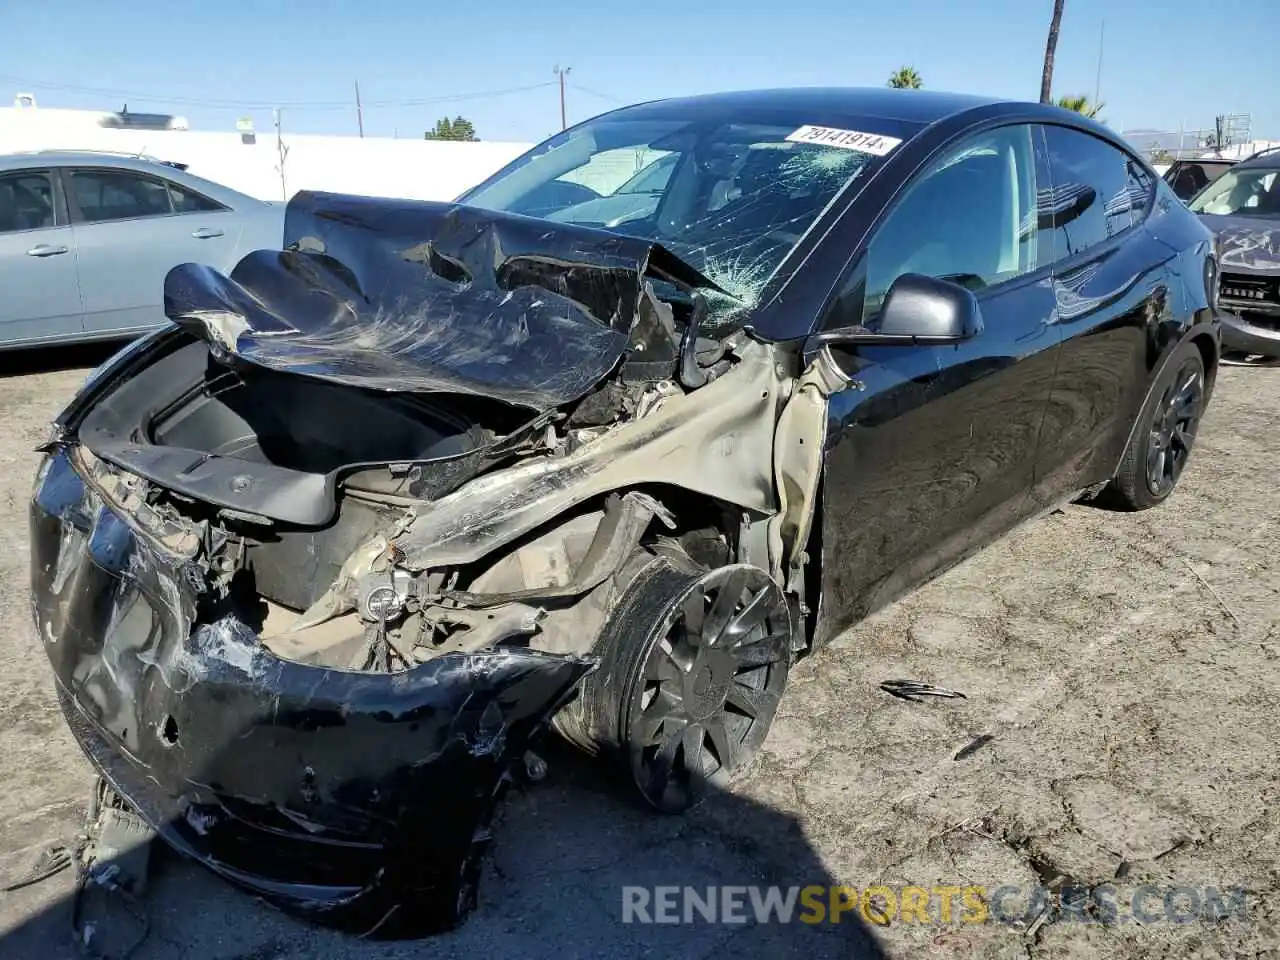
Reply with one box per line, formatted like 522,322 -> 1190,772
191,227 -> 224,239
27,243 -> 69,257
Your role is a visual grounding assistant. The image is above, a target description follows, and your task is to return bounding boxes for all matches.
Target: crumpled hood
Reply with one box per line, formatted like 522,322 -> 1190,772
1197,213 -> 1280,272
163,191 -> 716,412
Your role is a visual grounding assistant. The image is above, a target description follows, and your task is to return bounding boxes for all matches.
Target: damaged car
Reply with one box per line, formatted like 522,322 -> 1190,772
1186,146 -> 1280,364
31,88 -> 1220,937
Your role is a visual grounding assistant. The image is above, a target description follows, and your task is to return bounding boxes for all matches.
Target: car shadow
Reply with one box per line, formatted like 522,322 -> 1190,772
0,341 -> 126,380
0,736 -> 889,960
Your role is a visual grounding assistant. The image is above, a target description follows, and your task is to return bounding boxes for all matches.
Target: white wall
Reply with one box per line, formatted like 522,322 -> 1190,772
0,109 -> 534,203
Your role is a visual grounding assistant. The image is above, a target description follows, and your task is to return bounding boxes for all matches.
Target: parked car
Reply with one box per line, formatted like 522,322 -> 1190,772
1185,146 -> 1280,363
1164,156 -> 1236,202
32,88 -> 1220,936
0,151 -> 283,349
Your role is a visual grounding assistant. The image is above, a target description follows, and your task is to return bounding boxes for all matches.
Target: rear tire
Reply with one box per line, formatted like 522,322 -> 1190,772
1108,340 -> 1206,510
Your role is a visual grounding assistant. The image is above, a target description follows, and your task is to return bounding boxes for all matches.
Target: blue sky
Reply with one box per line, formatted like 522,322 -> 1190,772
1,0 -> 1274,144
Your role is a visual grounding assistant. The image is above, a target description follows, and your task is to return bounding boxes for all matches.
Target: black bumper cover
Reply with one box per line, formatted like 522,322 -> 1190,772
1220,309 -> 1280,357
31,448 -> 593,937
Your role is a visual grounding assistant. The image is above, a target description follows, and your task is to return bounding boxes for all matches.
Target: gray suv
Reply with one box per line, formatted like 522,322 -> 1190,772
0,152 -> 283,350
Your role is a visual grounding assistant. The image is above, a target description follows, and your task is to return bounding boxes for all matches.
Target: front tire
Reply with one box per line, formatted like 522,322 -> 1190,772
558,555 -> 792,813
1109,340 -> 1206,510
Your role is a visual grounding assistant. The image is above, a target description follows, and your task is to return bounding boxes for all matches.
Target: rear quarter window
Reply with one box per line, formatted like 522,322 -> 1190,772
167,182 -> 226,213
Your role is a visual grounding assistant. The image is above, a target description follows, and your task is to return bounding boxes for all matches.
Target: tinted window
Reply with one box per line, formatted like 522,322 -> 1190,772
1042,126 -> 1139,259
168,183 -> 225,213
1165,161 -> 1232,201
0,171 -> 55,233
70,170 -> 173,223
837,124 -> 1044,325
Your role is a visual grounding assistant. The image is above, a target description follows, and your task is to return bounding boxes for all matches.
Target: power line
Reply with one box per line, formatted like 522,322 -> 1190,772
367,82 -> 557,108
0,75 -> 557,112
569,83 -> 624,104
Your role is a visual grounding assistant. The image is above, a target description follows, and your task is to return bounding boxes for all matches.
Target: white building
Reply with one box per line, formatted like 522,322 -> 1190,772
0,93 -> 533,203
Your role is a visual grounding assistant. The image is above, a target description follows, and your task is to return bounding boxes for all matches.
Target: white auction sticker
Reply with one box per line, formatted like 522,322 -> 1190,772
785,125 -> 903,156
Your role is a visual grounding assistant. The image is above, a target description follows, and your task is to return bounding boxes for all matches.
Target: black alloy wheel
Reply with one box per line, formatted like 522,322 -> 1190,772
1145,355 -> 1205,498
622,564 -> 791,813
558,555 -> 792,814
1109,339 -> 1207,510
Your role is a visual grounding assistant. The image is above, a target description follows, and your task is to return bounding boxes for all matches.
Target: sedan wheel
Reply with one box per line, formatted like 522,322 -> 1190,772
623,565 -> 790,812
557,556 -> 792,813
1109,340 -> 1206,510
1145,356 -> 1205,498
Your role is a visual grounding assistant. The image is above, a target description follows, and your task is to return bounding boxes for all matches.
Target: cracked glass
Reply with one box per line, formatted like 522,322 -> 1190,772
462,117 -> 882,327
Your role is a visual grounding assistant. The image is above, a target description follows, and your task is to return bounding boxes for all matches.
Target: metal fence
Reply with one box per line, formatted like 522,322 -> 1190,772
1121,115 -> 1260,164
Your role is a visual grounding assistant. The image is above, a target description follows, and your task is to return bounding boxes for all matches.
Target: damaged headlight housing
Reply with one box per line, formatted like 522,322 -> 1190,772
359,570 -> 417,622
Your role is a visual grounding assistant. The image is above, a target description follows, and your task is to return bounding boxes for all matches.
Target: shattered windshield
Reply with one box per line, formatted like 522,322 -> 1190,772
1188,167 -> 1280,218
462,116 -> 882,313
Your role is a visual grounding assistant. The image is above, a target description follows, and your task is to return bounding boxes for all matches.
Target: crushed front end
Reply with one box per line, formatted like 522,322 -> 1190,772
31,192 -> 840,935
31,438 -> 592,936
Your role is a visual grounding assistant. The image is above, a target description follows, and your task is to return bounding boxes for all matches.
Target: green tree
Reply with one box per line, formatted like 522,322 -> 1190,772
1040,0 -> 1065,103
424,116 -> 479,141
1055,94 -> 1105,119
887,66 -> 923,89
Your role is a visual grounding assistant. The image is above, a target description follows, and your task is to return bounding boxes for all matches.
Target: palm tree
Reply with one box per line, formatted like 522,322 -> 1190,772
887,67 -> 923,89
1055,94 -> 1104,119
1040,0 -> 1065,103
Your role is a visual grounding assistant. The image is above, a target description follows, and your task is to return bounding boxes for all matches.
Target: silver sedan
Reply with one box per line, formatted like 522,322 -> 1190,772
0,151 -> 284,350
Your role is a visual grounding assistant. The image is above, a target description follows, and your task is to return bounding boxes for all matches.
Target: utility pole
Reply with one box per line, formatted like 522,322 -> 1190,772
1094,20 -> 1105,108
273,108 -> 289,201
355,80 -> 365,138
553,64 -> 571,130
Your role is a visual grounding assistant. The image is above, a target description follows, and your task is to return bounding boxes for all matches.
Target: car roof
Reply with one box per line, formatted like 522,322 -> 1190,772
0,150 -> 193,172
1236,147 -> 1280,170
630,87 -> 1005,125
592,87 -> 1127,154
0,150 -> 261,206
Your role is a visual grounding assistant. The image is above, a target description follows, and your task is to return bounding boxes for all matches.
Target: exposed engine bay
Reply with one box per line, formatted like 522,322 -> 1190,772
67,322 -> 838,678
58,193 -> 844,688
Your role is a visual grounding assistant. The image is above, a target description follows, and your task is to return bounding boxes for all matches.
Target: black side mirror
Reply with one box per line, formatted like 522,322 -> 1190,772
806,273 -> 984,349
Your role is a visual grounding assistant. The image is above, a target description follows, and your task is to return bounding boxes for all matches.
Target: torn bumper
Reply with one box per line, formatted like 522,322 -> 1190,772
30,447 -> 593,937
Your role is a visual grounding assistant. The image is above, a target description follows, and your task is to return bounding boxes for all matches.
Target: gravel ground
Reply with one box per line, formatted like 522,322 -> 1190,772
0,344 -> 1276,960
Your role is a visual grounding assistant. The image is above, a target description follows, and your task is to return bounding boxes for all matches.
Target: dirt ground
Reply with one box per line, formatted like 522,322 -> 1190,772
0,344 -> 1276,960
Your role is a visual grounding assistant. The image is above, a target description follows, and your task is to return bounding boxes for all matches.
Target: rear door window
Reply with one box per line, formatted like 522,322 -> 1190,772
1041,126 -> 1142,260
69,169 -> 174,223
0,171 -> 56,233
